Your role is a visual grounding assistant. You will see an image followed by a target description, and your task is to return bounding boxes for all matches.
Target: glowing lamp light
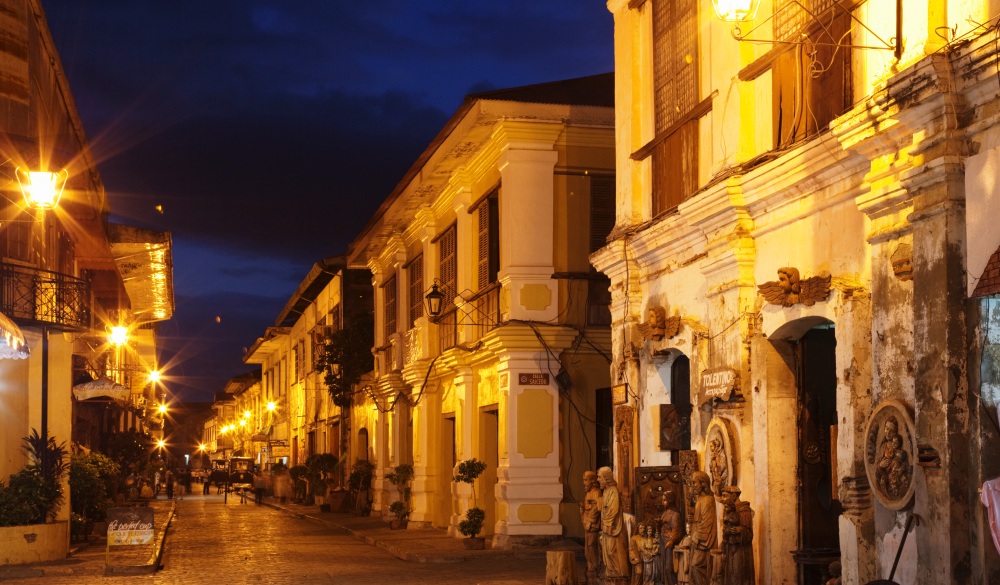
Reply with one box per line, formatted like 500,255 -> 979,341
157,403 -> 168,415
712,0 -> 759,22
267,401 -> 276,412
156,439 -> 166,449
109,326 -> 129,346
148,370 -> 161,383
424,281 -> 444,318
198,443 -> 206,452
243,410 -> 251,419
239,419 -> 247,427
16,168 -> 68,210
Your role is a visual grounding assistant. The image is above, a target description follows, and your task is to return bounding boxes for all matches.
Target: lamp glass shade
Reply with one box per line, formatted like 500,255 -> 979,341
424,283 -> 444,317
712,0 -> 759,22
17,169 -> 67,210
109,326 -> 129,346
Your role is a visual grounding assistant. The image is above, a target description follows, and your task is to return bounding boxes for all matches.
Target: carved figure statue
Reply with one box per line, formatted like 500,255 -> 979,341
825,560 -> 842,585
708,438 -> 728,497
757,267 -> 831,307
580,470 -> 603,580
629,523 -> 646,585
674,534 -> 692,585
719,487 -> 754,585
659,491 -> 683,584
689,471 -> 717,585
876,416 -> 911,499
599,466 -> 631,584
638,306 -> 681,341
640,525 -> 663,585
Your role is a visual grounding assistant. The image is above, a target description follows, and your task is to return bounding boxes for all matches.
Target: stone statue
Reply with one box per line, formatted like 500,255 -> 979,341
660,491 -> 684,585
719,486 -> 754,585
708,437 -> 728,497
876,416 -> 911,499
757,267 -> 831,307
689,471 -> 717,585
598,466 -> 631,584
638,306 -> 681,341
580,470 -> 603,581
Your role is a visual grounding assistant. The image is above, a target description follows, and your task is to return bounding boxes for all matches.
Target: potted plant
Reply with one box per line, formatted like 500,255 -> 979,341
385,463 -> 413,529
348,460 -> 375,515
453,458 -> 488,549
305,453 -> 339,509
289,465 -> 309,503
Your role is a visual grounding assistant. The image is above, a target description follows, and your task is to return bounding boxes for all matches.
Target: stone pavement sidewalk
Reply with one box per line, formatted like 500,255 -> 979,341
262,497 -> 586,566
0,498 -> 175,580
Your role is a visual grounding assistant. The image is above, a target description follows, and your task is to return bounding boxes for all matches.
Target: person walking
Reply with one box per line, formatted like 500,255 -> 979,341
254,471 -> 266,505
165,469 -> 175,500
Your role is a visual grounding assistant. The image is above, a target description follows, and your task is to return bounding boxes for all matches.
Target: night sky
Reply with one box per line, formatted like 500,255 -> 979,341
42,2 -> 614,401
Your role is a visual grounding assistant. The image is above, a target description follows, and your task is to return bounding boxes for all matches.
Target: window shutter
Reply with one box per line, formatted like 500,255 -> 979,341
383,275 -> 397,341
438,225 -> 457,298
408,254 -> 423,327
589,175 -> 616,253
652,0 -> 700,215
477,202 -> 490,290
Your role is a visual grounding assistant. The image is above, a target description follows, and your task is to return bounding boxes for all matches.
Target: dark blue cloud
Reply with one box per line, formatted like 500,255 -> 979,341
42,1 -> 613,399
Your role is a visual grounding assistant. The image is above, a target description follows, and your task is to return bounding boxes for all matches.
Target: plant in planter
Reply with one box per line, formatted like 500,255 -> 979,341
453,458 -> 488,548
0,430 -> 69,526
289,465 -> 309,503
385,463 -> 413,528
305,453 -> 339,508
348,460 -> 375,515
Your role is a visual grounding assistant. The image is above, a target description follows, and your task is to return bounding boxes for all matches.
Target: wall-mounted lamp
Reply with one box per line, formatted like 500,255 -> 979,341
713,0 -> 902,60
424,281 -> 444,318
267,401 -> 277,412
16,168 -> 68,210
148,370 -> 161,383
109,325 -> 129,346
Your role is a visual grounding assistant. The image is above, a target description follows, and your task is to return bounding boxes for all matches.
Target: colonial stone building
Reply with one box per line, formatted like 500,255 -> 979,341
345,75 -> 616,546
592,0 -> 1000,582
0,0 -> 173,564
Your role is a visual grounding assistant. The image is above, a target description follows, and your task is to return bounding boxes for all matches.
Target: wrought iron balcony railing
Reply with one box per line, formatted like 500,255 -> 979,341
0,261 -> 90,330
435,283 -> 502,351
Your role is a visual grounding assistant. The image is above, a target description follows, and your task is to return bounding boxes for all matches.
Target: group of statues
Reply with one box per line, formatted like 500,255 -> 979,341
580,468 -> 754,585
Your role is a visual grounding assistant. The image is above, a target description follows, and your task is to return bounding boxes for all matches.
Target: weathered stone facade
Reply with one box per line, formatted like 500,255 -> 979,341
594,1 -> 1000,582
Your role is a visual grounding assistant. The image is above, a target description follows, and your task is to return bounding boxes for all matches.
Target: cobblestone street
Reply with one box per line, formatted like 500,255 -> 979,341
0,492 -> 555,585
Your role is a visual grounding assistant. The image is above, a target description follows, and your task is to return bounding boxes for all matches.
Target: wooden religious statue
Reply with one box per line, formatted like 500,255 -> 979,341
598,466 -> 631,584
719,486 -> 754,585
580,470 -> 603,582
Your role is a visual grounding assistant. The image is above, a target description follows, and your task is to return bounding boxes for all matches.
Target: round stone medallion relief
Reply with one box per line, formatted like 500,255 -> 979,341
704,418 -> 735,498
864,399 -> 916,510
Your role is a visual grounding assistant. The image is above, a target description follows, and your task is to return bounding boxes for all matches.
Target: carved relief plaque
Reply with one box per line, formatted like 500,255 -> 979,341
632,466 -> 686,530
705,418 -> 735,498
864,399 -> 916,510
758,267 -> 831,307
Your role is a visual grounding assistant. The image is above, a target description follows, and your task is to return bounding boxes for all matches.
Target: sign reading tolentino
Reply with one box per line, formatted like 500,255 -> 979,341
701,367 -> 737,398
106,507 -> 154,545
518,373 -> 550,385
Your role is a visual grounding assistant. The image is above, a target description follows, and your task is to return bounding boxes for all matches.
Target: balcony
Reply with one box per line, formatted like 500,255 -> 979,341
436,283 -> 502,351
0,261 -> 90,330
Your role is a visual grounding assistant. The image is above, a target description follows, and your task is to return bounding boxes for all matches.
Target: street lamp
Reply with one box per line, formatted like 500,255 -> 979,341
711,0 -> 758,22
424,281 -> 444,318
16,168 -> 67,210
17,167 -> 68,476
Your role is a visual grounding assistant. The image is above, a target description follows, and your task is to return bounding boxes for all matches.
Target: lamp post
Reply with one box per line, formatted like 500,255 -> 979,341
17,168 -> 67,476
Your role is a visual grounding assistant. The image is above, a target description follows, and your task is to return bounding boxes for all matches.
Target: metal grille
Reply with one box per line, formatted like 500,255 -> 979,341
653,0 -> 698,132
0,261 -> 89,330
774,0 -> 840,41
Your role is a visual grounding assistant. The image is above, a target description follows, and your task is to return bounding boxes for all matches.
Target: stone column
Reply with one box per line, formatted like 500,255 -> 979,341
497,129 -> 560,323
488,326 -> 579,549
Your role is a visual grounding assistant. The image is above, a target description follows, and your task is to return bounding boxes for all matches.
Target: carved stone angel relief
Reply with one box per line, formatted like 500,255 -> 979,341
638,306 -> 681,341
758,267 -> 831,307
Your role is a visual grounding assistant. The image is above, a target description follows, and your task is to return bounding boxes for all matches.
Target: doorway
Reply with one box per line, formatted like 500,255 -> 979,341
480,408 -> 499,536
794,325 -> 840,584
595,387 -> 613,470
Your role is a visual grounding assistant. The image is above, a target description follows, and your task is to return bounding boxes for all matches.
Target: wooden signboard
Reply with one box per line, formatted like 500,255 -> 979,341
701,367 -> 737,399
106,506 -> 154,546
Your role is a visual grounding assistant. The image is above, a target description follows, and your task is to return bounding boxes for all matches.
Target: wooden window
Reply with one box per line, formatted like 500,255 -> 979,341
589,175 -> 616,254
382,274 -> 397,341
476,192 -> 499,290
407,254 -> 423,327
0,221 -> 32,262
771,0 -> 852,147
437,224 -> 457,299
651,0 -> 700,215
